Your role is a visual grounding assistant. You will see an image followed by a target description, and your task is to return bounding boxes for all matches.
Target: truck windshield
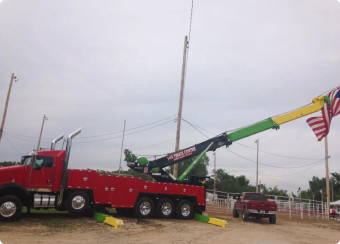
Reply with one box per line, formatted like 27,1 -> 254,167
22,156 -> 32,166
244,193 -> 267,201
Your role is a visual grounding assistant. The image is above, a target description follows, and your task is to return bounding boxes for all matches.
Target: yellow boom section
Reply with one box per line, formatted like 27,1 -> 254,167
272,96 -> 325,125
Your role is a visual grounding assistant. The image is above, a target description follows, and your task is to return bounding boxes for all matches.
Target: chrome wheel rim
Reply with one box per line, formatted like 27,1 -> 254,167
140,202 -> 151,215
72,195 -> 86,210
0,201 -> 16,217
161,202 -> 172,216
181,204 -> 191,217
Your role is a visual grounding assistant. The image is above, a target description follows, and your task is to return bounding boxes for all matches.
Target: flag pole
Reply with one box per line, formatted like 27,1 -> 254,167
324,136 -> 330,219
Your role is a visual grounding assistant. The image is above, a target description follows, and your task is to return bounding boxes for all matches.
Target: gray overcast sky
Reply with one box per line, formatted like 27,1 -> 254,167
0,0 -> 339,193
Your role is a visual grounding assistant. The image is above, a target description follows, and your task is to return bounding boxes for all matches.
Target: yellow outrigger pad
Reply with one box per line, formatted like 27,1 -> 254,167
103,216 -> 124,229
207,217 -> 227,228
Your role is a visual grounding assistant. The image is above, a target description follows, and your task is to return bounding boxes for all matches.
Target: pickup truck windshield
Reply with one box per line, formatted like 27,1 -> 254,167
244,193 -> 267,201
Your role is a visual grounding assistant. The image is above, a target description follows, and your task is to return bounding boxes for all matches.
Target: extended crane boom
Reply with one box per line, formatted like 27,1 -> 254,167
126,95 -> 329,184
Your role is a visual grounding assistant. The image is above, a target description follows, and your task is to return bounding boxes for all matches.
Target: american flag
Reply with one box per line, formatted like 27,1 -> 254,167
306,87 -> 340,141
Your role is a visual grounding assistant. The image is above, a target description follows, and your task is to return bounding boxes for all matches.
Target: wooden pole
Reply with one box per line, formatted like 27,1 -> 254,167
173,36 -> 188,178
118,120 -> 126,174
37,115 -> 47,150
213,152 -> 216,202
256,140 -> 259,192
325,136 -> 330,219
0,73 -> 15,147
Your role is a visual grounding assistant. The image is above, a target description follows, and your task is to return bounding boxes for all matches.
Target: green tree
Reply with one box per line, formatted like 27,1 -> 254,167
0,161 -> 20,167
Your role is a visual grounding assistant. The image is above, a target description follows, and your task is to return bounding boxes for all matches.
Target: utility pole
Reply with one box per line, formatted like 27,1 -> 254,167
0,73 -> 18,147
325,136 -> 330,216
331,178 -> 334,202
173,36 -> 188,178
255,139 -> 259,192
37,115 -> 48,150
118,120 -> 126,175
213,152 -> 216,201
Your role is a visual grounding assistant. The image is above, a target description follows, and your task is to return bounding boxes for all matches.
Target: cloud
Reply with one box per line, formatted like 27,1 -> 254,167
0,0 -> 339,192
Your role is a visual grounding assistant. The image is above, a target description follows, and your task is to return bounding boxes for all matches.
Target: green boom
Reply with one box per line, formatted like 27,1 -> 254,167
227,118 -> 279,142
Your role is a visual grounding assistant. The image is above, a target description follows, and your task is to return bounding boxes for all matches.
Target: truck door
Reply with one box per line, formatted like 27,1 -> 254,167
28,155 -> 55,190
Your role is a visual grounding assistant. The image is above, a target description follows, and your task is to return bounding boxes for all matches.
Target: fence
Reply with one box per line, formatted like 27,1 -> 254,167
206,189 -> 331,220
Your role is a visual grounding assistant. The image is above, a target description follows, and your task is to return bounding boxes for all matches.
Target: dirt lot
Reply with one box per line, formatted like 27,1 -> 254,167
0,212 -> 339,244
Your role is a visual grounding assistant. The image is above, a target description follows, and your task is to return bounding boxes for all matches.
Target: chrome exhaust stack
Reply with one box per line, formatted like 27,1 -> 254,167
57,128 -> 81,208
51,134 -> 64,150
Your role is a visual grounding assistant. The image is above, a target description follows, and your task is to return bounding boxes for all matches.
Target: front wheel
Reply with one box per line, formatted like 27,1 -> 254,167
176,200 -> 193,220
0,195 -> 22,221
65,191 -> 90,215
269,215 -> 276,224
233,208 -> 239,218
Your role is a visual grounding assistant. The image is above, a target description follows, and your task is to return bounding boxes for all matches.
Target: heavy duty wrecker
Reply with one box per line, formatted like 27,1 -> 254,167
0,95 -> 329,220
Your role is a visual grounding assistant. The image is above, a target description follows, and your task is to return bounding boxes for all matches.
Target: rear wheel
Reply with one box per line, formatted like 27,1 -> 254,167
156,198 -> 175,219
233,208 -> 239,218
65,191 -> 90,215
135,197 -> 154,219
242,210 -> 249,221
176,200 -> 193,220
269,215 -> 276,224
0,195 -> 22,221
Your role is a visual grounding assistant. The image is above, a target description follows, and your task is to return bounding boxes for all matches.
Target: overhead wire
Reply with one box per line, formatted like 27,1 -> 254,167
259,172 -> 309,187
71,138 -> 175,159
259,159 -> 324,177
74,120 -> 174,144
3,134 -> 23,155
182,118 -> 323,162
3,115 -> 177,140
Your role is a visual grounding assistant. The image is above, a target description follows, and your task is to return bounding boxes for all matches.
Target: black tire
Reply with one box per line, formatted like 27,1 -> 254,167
156,198 -> 175,219
242,210 -> 249,221
269,215 -> 276,224
176,200 -> 194,220
65,191 -> 90,216
233,208 -> 239,218
0,195 -> 22,221
135,197 -> 154,219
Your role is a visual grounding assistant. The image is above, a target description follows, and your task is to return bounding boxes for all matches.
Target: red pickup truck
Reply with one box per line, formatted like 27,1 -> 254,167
233,192 -> 277,224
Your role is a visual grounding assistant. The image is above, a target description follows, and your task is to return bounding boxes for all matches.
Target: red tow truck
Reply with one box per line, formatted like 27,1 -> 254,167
0,129 -> 215,221
233,192 -> 277,224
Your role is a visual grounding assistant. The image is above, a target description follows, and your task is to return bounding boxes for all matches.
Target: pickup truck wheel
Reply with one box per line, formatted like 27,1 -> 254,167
233,208 -> 239,218
135,197 -> 154,219
176,200 -> 193,220
0,195 -> 22,221
269,215 -> 276,224
242,210 -> 249,221
156,198 -> 175,219
66,191 -> 90,215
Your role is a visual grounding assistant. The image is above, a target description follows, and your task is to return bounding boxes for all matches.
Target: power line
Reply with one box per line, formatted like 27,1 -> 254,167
3,132 -> 50,143
74,120 -> 174,144
71,138 -> 175,159
76,115 -> 176,139
259,160 -> 324,177
3,133 -> 22,155
259,172 -> 308,187
182,118 -> 322,161
3,115 -> 177,140
226,148 -> 323,169
233,142 -> 321,161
